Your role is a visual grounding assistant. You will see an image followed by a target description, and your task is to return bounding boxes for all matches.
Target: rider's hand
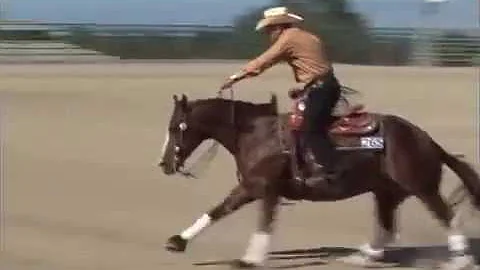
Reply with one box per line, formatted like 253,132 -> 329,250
219,72 -> 244,93
218,71 -> 253,94
220,77 -> 236,91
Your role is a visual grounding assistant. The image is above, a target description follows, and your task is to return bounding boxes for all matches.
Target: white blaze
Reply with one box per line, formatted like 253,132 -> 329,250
160,130 -> 171,161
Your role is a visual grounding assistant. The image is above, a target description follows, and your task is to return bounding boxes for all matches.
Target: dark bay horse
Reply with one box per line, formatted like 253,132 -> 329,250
159,93 -> 480,269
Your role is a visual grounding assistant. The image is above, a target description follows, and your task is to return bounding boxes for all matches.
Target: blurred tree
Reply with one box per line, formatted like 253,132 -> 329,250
232,0 -> 374,64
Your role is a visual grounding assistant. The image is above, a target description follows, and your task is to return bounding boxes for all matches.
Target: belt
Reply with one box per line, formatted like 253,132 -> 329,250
309,79 -> 324,88
305,71 -> 335,89
304,78 -> 324,89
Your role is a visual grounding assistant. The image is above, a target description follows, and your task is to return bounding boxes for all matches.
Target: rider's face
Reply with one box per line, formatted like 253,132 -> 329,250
265,26 -> 283,42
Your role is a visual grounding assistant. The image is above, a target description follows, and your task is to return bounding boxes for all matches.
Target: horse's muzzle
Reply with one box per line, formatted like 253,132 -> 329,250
158,161 -> 177,175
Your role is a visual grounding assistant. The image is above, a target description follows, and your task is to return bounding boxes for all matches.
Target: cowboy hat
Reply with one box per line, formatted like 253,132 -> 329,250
255,7 -> 304,31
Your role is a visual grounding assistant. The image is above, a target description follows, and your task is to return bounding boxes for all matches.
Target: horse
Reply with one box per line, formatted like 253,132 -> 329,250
158,92 -> 480,269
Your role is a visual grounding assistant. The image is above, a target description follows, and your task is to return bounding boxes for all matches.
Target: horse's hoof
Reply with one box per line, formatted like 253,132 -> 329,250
230,259 -> 261,269
336,253 -> 375,267
439,255 -> 477,270
165,235 -> 187,252
336,253 -> 394,268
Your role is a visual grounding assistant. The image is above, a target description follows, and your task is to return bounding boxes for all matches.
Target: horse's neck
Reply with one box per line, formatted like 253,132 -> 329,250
235,115 -> 284,166
199,105 -> 239,155
196,99 -> 279,155
206,116 -> 272,156
209,126 -> 238,155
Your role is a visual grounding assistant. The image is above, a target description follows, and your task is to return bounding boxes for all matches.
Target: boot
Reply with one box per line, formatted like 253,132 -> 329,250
305,158 -> 346,192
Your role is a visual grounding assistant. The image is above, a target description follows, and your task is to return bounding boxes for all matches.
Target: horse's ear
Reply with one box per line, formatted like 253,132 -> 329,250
173,94 -> 178,103
180,94 -> 188,110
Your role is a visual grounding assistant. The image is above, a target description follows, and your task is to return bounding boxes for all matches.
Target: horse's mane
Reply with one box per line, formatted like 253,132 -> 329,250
189,98 -> 270,108
189,96 -> 278,118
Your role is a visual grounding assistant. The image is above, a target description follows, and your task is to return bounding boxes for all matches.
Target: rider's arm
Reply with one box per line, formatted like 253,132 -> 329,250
240,32 -> 291,77
222,31 -> 291,90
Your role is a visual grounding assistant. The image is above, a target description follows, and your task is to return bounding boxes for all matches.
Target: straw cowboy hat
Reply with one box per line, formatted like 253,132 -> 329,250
255,7 -> 304,31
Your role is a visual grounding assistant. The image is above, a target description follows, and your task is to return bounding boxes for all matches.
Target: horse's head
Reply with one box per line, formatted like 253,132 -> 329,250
158,92 -> 279,176
158,94 -> 207,175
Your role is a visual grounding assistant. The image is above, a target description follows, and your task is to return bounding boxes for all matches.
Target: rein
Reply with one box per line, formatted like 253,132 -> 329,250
177,88 -> 236,179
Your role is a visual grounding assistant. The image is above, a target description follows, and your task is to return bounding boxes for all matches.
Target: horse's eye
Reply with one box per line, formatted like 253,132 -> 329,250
179,122 -> 188,131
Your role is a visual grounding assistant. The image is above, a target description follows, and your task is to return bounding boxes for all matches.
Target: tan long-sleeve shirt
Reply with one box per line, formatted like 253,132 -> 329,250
242,27 -> 332,84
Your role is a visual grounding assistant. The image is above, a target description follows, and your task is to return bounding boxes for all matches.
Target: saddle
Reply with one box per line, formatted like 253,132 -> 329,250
288,98 -> 378,136
284,93 -> 382,186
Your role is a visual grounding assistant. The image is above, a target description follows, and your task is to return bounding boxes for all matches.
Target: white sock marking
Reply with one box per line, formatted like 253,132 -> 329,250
180,214 -> 212,240
241,232 -> 271,265
448,234 -> 468,253
359,243 -> 385,259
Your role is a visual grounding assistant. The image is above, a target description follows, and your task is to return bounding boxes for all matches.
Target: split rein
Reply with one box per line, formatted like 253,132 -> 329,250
176,88 -> 235,179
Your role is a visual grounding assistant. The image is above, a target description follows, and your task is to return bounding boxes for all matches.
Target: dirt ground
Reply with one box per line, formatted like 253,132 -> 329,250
0,62 -> 478,270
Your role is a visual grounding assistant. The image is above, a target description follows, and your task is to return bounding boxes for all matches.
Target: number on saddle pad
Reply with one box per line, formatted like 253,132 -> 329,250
333,136 -> 384,151
360,137 -> 384,149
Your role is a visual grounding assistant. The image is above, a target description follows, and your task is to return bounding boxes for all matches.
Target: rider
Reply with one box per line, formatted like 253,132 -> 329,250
220,6 -> 344,187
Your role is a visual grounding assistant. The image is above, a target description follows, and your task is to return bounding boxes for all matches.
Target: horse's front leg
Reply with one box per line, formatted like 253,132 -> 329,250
232,183 -> 280,268
166,184 -> 255,252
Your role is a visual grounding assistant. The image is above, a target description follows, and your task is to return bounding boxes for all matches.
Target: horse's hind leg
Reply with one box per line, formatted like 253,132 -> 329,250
165,184 -> 255,252
418,192 -> 475,269
339,188 -> 408,265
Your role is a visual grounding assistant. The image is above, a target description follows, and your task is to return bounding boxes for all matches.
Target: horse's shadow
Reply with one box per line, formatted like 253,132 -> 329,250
193,238 -> 480,269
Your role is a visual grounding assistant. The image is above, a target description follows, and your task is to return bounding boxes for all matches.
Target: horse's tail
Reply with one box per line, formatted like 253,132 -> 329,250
438,143 -> 480,210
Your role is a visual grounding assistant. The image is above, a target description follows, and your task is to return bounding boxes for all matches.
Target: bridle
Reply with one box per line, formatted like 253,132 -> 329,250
173,88 -> 236,178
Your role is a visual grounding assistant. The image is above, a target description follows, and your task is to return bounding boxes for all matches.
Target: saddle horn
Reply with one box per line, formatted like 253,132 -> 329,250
269,93 -> 279,115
